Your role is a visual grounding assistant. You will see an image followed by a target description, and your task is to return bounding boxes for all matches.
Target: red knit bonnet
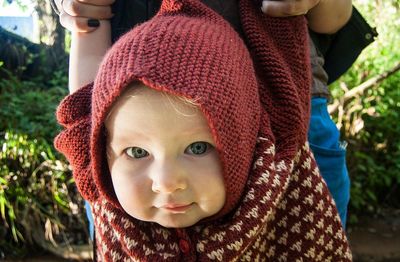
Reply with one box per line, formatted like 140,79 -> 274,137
55,0 -> 261,218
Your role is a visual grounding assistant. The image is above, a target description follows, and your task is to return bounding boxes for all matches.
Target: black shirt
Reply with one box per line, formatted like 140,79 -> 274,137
110,0 -> 241,43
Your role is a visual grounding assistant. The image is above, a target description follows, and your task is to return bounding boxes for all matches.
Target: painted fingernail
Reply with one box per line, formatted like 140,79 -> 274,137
261,1 -> 267,13
87,19 -> 100,27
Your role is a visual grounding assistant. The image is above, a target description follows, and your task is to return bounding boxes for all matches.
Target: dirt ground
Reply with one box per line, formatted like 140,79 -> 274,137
348,209 -> 400,262
5,209 -> 400,262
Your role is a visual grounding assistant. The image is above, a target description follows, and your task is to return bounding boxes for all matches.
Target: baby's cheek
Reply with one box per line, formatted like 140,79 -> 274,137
192,156 -> 225,210
113,176 -> 154,218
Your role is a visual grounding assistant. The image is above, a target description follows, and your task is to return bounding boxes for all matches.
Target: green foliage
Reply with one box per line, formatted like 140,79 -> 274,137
0,27 -> 36,78
0,68 -> 67,141
330,0 -> 400,221
1,132 -> 57,251
1,0 -> 31,11
0,67 -> 87,257
0,131 -> 88,257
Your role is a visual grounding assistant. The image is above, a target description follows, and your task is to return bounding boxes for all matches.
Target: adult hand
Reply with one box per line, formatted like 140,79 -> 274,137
261,0 -> 321,17
54,0 -> 115,32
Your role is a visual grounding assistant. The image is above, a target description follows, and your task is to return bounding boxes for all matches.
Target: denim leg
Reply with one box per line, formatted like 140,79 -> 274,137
308,97 -> 351,227
85,200 -> 94,240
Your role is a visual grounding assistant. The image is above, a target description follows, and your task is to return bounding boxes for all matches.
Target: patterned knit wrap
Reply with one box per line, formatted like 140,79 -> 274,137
55,0 -> 352,260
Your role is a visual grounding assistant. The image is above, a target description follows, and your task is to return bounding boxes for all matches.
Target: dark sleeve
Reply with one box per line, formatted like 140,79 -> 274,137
110,0 -> 161,43
309,7 -> 377,84
202,0 -> 242,35
110,0 -> 242,43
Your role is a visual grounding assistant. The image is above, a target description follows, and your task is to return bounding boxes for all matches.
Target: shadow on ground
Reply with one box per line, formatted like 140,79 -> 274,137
4,209 -> 400,262
348,208 -> 400,262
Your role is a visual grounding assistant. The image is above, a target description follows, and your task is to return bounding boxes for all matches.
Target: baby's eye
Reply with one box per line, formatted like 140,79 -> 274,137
126,147 -> 149,159
185,142 -> 211,155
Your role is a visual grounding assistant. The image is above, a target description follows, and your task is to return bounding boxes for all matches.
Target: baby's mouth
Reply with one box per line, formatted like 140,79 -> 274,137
160,203 -> 194,213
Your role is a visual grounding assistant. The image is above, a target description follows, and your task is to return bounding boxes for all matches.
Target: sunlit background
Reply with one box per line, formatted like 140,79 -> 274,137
0,0 -> 39,42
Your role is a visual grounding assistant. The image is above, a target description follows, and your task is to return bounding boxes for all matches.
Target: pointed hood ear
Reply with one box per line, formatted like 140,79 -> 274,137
158,0 -> 221,21
54,83 -> 99,202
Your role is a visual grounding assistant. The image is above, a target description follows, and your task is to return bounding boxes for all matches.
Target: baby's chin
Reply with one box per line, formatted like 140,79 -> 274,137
150,215 -> 204,229
124,204 -> 223,228
129,212 -> 205,229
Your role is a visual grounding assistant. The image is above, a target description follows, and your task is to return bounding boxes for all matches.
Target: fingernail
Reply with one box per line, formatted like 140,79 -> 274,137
87,19 -> 100,28
261,1 -> 267,13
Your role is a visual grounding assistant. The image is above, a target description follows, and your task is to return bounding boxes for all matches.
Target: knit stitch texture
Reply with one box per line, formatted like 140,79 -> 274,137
54,0 -> 352,260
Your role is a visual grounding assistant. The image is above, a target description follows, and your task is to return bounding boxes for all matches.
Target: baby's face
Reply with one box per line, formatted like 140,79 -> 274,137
105,85 -> 226,228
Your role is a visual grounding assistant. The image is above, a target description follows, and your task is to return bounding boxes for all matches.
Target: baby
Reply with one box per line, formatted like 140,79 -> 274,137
55,0 -> 351,260
105,84 -> 226,229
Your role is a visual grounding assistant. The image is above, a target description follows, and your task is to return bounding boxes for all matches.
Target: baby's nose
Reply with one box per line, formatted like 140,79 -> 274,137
150,161 -> 187,193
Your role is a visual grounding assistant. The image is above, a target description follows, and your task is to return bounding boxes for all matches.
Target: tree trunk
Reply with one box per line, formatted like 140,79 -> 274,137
35,0 -> 66,67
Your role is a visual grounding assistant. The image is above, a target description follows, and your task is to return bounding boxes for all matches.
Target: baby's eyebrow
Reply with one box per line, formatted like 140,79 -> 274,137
180,125 -> 210,134
109,131 -> 151,143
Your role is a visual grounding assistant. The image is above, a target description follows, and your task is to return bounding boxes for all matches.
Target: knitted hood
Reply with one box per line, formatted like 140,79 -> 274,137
55,0 -> 351,260
55,0 -> 260,218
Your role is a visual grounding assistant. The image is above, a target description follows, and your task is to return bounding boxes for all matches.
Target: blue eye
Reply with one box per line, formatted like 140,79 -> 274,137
126,147 -> 149,159
186,142 -> 210,155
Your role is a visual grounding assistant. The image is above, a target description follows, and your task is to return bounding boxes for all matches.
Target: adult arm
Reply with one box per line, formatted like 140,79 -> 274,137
261,0 -> 353,34
307,0 -> 352,34
68,22 -> 111,93
55,0 -> 114,93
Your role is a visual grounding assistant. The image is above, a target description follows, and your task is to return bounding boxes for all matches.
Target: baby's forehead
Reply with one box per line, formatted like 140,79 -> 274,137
115,82 -> 200,111
105,82 -> 207,128
104,82 -> 216,145
118,82 -> 154,100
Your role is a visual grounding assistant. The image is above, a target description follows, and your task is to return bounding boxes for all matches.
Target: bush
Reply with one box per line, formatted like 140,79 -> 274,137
0,132 -> 87,257
0,68 -> 67,142
330,0 -> 400,222
0,67 -> 88,258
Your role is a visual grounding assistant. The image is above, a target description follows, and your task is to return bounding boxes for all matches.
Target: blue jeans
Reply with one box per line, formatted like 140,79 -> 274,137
308,97 -> 350,227
85,201 -> 94,240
